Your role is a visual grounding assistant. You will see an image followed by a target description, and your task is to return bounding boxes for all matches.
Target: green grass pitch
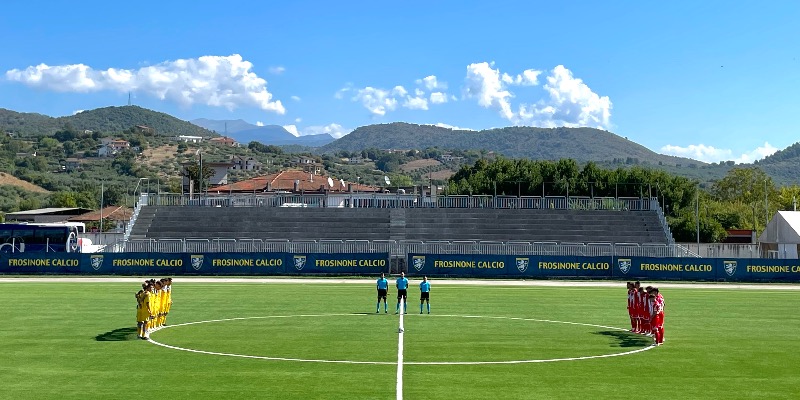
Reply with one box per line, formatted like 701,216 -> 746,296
1,280 -> 799,399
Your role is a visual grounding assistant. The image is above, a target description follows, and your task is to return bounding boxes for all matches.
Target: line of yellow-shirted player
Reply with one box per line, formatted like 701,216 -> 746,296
135,278 -> 173,340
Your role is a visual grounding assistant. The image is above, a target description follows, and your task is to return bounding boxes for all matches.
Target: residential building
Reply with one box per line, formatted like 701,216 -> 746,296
98,139 -> 130,157
209,136 -> 239,147
213,169 -> 380,194
230,155 -> 262,171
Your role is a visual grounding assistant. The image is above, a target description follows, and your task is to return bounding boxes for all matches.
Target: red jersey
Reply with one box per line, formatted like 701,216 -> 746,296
636,291 -> 647,315
627,289 -> 635,309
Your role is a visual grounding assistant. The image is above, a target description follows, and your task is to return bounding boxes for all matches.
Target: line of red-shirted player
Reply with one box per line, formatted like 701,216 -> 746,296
627,281 -> 665,346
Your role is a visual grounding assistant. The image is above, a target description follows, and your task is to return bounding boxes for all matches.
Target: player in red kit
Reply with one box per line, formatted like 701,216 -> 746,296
635,286 -> 647,333
626,282 -> 636,331
652,288 -> 665,344
642,286 -> 654,336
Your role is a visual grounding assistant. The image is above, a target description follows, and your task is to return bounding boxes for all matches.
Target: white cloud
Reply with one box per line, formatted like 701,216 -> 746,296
290,95 -> 301,102
351,87 -> 399,116
339,75 -> 450,116
303,123 -> 348,138
416,75 -> 446,91
5,54 -> 286,114
660,142 -> 778,163
404,96 -> 428,110
465,62 -> 514,120
256,121 -> 265,127
465,62 -> 611,129
283,124 -> 300,137
268,66 -> 286,75
285,123 -> 349,138
502,69 -> 541,86
430,92 -> 448,104
432,123 -> 475,131
294,117 -> 302,123
334,86 -> 351,99
73,109 -> 84,115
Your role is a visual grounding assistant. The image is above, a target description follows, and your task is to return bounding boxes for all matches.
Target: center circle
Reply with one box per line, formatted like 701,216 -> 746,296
148,314 -> 654,365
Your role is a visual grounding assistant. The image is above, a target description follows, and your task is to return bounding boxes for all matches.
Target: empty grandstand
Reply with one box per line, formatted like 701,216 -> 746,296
120,194 -> 675,256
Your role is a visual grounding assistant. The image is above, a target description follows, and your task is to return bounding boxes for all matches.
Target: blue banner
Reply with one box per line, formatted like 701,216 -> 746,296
612,257 -> 716,280
2,252 -> 800,282
407,254 -> 613,278
0,252 -> 390,276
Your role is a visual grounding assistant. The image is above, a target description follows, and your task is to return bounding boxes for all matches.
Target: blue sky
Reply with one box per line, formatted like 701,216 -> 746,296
1,1 -> 798,163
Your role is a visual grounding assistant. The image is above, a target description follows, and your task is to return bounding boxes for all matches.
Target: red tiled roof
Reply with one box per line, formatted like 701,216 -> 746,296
213,169 -> 381,193
68,206 -> 133,222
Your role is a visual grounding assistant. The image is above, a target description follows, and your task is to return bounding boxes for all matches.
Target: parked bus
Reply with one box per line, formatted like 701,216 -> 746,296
0,223 -> 81,253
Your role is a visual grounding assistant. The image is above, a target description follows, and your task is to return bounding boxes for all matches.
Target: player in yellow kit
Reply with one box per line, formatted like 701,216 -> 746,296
157,278 -> 168,328
148,281 -> 160,332
162,278 -> 173,326
142,282 -> 155,339
136,287 -> 151,340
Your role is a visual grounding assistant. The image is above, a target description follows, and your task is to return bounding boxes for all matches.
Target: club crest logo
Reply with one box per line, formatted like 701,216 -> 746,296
412,256 -> 425,271
293,255 -> 307,271
190,255 -> 204,271
516,257 -> 529,273
618,259 -> 632,274
723,260 -> 737,277
90,255 -> 104,271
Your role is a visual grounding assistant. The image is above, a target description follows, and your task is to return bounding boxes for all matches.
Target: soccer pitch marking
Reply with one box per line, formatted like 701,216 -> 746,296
148,313 -> 656,365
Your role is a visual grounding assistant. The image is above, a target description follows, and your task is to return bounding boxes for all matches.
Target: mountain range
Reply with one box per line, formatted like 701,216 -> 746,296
0,106 -> 214,137
321,123 -> 701,167
1,105 -> 798,185
190,119 -> 335,147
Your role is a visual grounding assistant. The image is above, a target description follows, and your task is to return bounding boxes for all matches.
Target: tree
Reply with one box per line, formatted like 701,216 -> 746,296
48,191 -> 78,208
712,167 -> 776,232
183,163 -> 215,192
62,141 -> 76,157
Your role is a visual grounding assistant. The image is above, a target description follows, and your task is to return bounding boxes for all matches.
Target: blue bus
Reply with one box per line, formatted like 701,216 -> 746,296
0,223 -> 80,253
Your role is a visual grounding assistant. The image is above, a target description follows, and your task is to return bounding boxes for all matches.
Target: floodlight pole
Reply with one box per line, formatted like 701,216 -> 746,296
99,181 -> 104,245
695,186 -> 700,246
764,179 -> 769,228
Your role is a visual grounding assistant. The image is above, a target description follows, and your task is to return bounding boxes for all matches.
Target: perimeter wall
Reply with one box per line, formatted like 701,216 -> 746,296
2,253 -> 800,282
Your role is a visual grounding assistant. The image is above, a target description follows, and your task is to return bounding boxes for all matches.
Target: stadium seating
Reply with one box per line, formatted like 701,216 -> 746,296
129,206 -> 671,244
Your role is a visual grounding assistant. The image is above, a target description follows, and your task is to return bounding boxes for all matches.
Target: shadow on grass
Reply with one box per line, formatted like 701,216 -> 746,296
95,327 -> 138,342
594,330 -> 653,348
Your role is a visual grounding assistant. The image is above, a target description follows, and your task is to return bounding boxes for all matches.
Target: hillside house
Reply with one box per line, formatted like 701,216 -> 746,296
175,135 -> 203,143
98,139 -> 130,157
438,153 -> 464,162
60,158 -> 82,172
135,125 -> 155,135
181,161 -> 235,192
209,136 -> 239,147
230,155 -> 262,171
213,169 -> 380,194
345,157 -> 364,164
290,156 -> 323,175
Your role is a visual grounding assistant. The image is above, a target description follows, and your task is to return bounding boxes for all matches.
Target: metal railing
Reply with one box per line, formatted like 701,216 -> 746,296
651,198 -> 675,245
123,193 -> 147,243
106,239 -> 720,258
143,193 -> 659,211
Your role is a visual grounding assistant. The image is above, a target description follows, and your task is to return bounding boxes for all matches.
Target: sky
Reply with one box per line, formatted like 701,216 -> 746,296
1,1 -> 798,164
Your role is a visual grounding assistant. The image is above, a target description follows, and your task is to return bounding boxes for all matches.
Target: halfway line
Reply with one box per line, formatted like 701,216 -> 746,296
397,307 -> 405,400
